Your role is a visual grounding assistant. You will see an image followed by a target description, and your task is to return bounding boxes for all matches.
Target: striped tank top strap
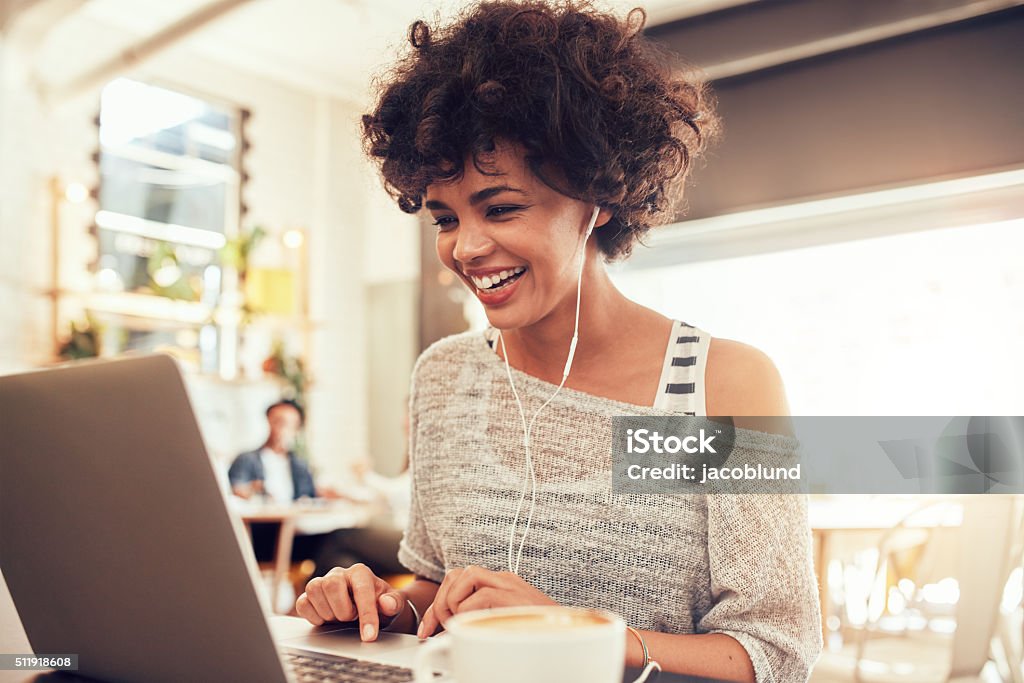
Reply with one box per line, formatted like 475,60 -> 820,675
652,320 -> 711,416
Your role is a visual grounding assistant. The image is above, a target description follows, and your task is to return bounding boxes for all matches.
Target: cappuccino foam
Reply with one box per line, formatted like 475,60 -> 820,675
465,611 -> 610,633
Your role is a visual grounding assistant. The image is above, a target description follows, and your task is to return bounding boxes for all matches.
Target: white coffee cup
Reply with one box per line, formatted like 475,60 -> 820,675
412,605 -> 625,683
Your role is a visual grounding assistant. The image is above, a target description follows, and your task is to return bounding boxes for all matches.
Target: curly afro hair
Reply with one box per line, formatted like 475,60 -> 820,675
361,0 -> 720,261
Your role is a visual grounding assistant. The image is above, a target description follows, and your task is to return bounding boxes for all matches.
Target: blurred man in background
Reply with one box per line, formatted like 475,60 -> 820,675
228,399 -> 316,503
228,399 -> 332,564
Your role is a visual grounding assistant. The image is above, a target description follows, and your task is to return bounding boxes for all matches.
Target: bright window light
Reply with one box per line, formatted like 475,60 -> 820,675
612,217 -> 1024,415
99,78 -> 206,148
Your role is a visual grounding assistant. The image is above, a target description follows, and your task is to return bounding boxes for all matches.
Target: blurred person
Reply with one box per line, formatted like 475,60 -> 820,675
228,399 -> 315,504
228,399 -> 334,563
295,3 -> 821,681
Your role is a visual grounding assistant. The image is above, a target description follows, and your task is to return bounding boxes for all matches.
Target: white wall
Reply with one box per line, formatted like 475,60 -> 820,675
0,32 -> 62,373
361,139 -> 420,476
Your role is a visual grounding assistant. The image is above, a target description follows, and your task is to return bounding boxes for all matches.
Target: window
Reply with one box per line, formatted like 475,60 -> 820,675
95,77 -> 242,302
87,78 -> 248,372
612,171 -> 1024,415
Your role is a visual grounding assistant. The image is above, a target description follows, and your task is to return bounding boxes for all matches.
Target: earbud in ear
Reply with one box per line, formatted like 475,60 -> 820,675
585,205 -> 600,239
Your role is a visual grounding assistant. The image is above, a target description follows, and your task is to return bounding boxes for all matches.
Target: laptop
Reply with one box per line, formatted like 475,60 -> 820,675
0,353 -> 444,683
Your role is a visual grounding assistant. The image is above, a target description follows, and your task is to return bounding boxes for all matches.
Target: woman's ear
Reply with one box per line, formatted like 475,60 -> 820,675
595,207 -> 614,229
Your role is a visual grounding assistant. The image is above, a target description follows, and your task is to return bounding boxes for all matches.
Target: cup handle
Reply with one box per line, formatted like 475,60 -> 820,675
413,637 -> 450,683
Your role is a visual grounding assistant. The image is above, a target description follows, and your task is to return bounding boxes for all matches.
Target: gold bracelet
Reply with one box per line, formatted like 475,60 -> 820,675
626,625 -> 650,669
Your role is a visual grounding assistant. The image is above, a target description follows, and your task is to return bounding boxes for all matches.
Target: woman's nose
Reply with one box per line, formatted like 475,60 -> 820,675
451,220 -> 495,264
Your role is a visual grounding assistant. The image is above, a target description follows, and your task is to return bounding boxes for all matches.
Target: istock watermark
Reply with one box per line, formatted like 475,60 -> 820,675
625,427 -> 719,455
611,415 -> 1024,495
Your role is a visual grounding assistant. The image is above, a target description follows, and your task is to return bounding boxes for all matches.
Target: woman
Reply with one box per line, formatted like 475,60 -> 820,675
296,2 -> 821,680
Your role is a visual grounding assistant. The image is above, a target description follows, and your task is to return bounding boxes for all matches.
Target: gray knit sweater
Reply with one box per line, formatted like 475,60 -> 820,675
398,330 -> 822,682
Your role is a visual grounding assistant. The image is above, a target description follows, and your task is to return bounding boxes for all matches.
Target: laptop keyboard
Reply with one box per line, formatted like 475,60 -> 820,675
282,647 -> 438,682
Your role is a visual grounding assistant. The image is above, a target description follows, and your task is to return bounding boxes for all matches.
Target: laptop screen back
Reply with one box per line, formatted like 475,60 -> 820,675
0,354 -> 290,683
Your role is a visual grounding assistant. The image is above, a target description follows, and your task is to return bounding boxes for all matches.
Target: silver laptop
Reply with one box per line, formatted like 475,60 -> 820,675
0,353 -> 442,683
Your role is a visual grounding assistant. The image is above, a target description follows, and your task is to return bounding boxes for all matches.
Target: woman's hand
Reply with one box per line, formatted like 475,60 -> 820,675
418,565 -> 558,639
295,563 -> 406,642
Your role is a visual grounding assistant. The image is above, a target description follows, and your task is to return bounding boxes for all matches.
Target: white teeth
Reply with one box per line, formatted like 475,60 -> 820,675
469,267 -> 527,291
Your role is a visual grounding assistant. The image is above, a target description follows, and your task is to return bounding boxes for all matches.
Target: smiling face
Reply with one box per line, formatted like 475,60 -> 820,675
426,142 -> 608,331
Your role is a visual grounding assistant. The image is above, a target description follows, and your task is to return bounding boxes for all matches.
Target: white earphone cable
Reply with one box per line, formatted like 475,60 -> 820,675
502,205 -> 599,576
498,205 -> 661,682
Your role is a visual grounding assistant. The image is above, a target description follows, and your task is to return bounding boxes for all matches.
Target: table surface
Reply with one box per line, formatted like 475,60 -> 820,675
233,499 -> 385,533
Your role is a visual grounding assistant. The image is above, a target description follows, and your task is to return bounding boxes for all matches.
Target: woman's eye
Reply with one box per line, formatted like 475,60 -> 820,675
488,205 -> 523,218
432,216 -> 457,230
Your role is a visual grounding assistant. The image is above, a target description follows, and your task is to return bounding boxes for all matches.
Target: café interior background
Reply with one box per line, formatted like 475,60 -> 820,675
1,0 -> 1023,680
